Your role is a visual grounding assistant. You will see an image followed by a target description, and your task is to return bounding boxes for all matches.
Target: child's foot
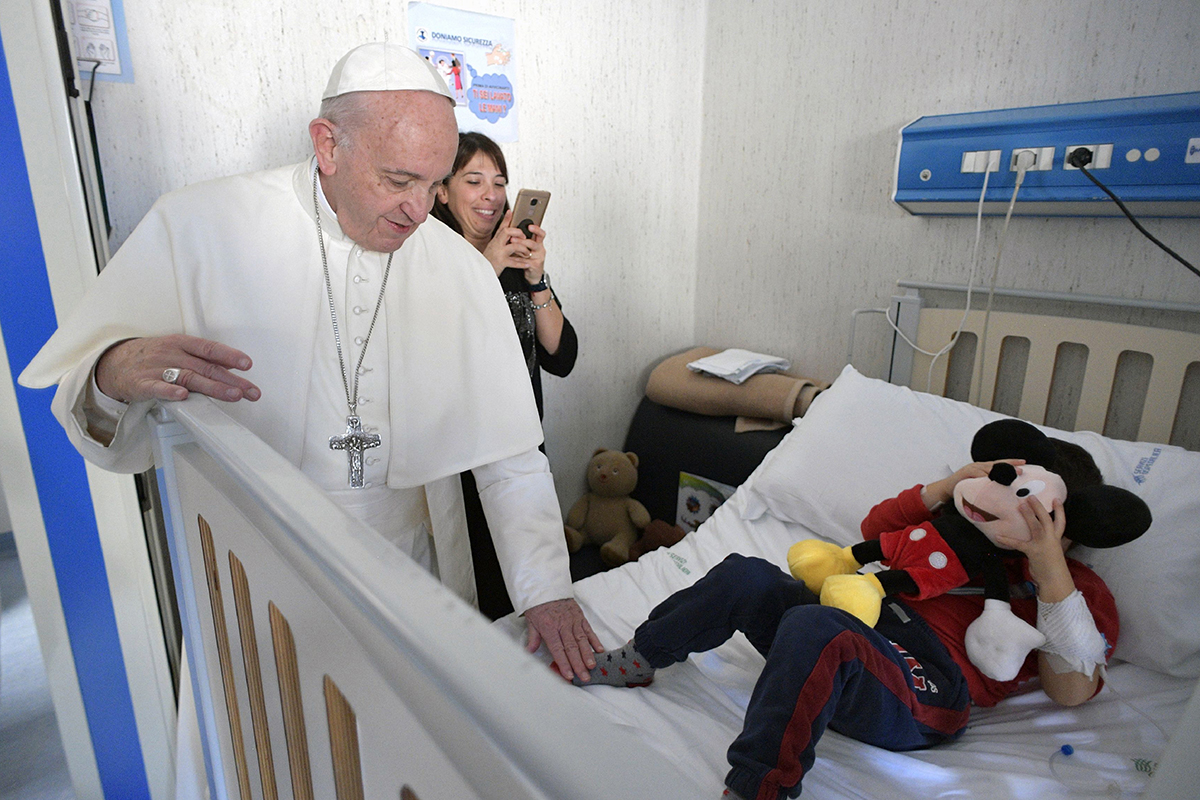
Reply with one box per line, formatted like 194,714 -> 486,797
572,640 -> 655,687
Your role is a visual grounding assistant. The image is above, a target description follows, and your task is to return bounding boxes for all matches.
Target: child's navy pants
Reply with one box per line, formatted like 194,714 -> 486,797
633,554 -> 971,800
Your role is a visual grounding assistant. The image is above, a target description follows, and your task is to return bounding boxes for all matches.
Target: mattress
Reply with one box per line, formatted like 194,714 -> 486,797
501,484 -> 1195,799
500,367 -> 1200,796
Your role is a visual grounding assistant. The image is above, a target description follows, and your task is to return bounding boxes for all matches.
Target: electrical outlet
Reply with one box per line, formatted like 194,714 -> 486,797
960,149 -> 1002,173
1010,147 -> 1055,171
1064,144 -> 1114,169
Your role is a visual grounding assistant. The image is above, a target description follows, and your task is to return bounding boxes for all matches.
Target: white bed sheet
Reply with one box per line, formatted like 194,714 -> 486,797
503,486 -> 1197,799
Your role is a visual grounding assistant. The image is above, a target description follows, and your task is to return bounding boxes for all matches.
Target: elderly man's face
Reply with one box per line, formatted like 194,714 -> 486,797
322,91 -> 458,253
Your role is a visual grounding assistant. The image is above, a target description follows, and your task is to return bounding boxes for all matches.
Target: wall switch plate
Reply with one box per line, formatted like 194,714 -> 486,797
894,91 -> 1200,216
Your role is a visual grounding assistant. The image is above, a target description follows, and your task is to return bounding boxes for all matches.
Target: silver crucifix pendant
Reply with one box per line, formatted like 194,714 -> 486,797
329,415 -> 382,488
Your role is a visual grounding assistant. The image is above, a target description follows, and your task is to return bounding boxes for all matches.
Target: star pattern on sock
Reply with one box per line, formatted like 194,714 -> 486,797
571,640 -> 656,687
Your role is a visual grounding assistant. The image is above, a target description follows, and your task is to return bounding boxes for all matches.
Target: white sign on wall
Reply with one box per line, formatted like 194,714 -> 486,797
409,3 -> 518,142
66,0 -> 133,83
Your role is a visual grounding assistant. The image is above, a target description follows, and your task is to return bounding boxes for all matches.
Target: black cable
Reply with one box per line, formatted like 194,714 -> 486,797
1066,148 -> 1200,279
83,60 -> 113,240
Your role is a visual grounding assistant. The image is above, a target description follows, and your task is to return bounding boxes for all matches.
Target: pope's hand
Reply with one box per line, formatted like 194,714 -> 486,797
524,597 -> 602,683
95,334 -> 261,405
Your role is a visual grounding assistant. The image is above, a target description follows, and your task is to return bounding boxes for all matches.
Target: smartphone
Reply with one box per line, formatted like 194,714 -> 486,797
511,189 -> 550,239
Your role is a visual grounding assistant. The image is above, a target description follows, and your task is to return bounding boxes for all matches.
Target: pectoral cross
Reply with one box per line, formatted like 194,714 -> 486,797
329,415 -> 381,488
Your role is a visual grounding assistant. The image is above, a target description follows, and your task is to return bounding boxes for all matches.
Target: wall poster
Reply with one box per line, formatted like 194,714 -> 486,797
66,0 -> 134,83
408,3 -> 518,142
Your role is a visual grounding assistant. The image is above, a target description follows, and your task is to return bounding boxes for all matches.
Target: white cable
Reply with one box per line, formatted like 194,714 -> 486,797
971,152 -> 1033,405
877,164 -> 992,391
921,162 -> 993,390
1047,665 -> 1171,795
1097,665 -> 1171,742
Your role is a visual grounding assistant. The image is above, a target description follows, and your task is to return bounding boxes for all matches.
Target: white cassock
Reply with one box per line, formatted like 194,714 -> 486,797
22,158 -> 577,799
19,158 -> 572,611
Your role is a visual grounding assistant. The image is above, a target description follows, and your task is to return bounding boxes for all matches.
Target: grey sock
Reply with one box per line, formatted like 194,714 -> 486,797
573,640 -> 655,687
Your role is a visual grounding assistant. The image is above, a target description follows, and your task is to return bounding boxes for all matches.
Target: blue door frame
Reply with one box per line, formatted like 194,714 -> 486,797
0,30 -> 151,800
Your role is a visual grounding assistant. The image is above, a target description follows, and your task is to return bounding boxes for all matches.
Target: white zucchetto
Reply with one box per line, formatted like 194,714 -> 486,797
322,42 -> 454,101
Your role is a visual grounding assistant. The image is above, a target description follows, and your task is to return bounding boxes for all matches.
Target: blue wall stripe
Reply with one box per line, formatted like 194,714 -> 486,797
0,31 -> 150,800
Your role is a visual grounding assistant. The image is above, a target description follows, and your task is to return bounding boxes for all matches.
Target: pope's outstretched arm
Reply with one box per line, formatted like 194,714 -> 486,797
473,448 -> 603,682
18,201 -> 260,472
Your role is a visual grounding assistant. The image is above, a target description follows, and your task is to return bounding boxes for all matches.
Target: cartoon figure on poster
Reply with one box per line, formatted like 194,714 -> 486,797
420,48 -> 468,105
410,3 -> 519,142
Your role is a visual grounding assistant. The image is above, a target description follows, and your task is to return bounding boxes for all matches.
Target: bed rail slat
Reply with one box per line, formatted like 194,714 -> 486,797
910,306 -> 1200,447
1141,367 -> 1186,445
1138,334 -> 1196,444
1016,335 -> 1056,425
976,330 -> 1004,410
1076,348 -> 1121,435
198,515 -> 253,800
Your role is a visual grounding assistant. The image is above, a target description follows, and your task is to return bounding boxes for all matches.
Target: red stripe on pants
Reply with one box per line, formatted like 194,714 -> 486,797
758,630 -> 969,799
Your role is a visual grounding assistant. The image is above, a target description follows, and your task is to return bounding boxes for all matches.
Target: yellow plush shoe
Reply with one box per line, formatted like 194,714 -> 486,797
787,540 -> 862,595
819,573 -> 886,627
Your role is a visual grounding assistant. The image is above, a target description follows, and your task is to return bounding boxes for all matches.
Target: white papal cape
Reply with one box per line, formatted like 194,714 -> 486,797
20,160 -> 571,610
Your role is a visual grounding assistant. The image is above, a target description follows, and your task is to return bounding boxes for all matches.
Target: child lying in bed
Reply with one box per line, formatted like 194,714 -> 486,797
569,450 -> 1120,800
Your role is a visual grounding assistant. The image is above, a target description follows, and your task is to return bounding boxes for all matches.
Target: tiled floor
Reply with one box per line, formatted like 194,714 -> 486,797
0,536 -> 75,800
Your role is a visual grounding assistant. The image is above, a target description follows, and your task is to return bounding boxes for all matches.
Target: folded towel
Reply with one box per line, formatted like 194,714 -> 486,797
686,348 -> 791,385
648,347 -> 829,425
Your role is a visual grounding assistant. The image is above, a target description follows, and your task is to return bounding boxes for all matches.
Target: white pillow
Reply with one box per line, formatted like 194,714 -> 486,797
739,364 -> 1200,678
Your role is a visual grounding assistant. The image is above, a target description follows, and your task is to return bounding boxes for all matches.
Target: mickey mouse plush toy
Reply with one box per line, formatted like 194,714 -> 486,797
788,418 -> 1152,681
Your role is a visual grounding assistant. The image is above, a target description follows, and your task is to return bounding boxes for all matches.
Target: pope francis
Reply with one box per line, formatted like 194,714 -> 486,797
18,43 -> 602,683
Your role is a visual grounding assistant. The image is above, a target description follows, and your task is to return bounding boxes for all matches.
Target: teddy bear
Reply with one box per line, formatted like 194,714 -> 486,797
787,418 -> 1152,681
628,519 -> 688,562
565,448 -> 652,567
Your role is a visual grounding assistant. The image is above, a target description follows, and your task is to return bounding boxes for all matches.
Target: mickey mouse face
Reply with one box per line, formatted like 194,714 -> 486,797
952,463 -> 1068,545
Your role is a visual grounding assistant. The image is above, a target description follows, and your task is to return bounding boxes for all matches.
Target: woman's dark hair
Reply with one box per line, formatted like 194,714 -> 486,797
431,131 -> 510,239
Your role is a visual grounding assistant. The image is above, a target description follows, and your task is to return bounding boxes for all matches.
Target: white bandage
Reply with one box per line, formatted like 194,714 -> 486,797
1036,590 -> 1107,678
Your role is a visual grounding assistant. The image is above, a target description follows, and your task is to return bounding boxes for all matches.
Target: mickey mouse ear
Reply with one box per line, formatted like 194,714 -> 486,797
1063,485 -> 1153,548
971,419 -> 1057,468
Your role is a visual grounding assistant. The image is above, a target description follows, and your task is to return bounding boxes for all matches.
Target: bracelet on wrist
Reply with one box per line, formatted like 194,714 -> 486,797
532,297 -> 553,310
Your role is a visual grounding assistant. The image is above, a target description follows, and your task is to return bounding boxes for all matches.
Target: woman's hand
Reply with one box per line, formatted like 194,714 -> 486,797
481,210 -> 517,276
482,212 -> 547,278
515,223 -> 547,286
922,459 -> 1025,511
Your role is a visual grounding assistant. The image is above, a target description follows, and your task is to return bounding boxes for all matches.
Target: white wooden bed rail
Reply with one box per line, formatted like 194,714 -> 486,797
150,397 -> 707,800
884,283 -> 1200,450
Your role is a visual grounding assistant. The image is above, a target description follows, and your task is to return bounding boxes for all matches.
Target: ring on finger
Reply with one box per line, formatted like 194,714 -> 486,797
162,368 -> 182,384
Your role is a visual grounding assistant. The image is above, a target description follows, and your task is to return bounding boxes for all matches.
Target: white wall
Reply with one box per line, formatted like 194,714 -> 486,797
89,0 -> 705,505
88,0 -> 1200,506
696,0 -> 1200,386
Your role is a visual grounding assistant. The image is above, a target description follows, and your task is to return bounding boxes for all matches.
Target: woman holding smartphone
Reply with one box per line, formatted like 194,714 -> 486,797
432,131 -> 577,419
432,131 -> 578,618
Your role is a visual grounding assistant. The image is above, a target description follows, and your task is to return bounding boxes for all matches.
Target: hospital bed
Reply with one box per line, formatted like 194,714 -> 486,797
153,286 -> 1200,799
